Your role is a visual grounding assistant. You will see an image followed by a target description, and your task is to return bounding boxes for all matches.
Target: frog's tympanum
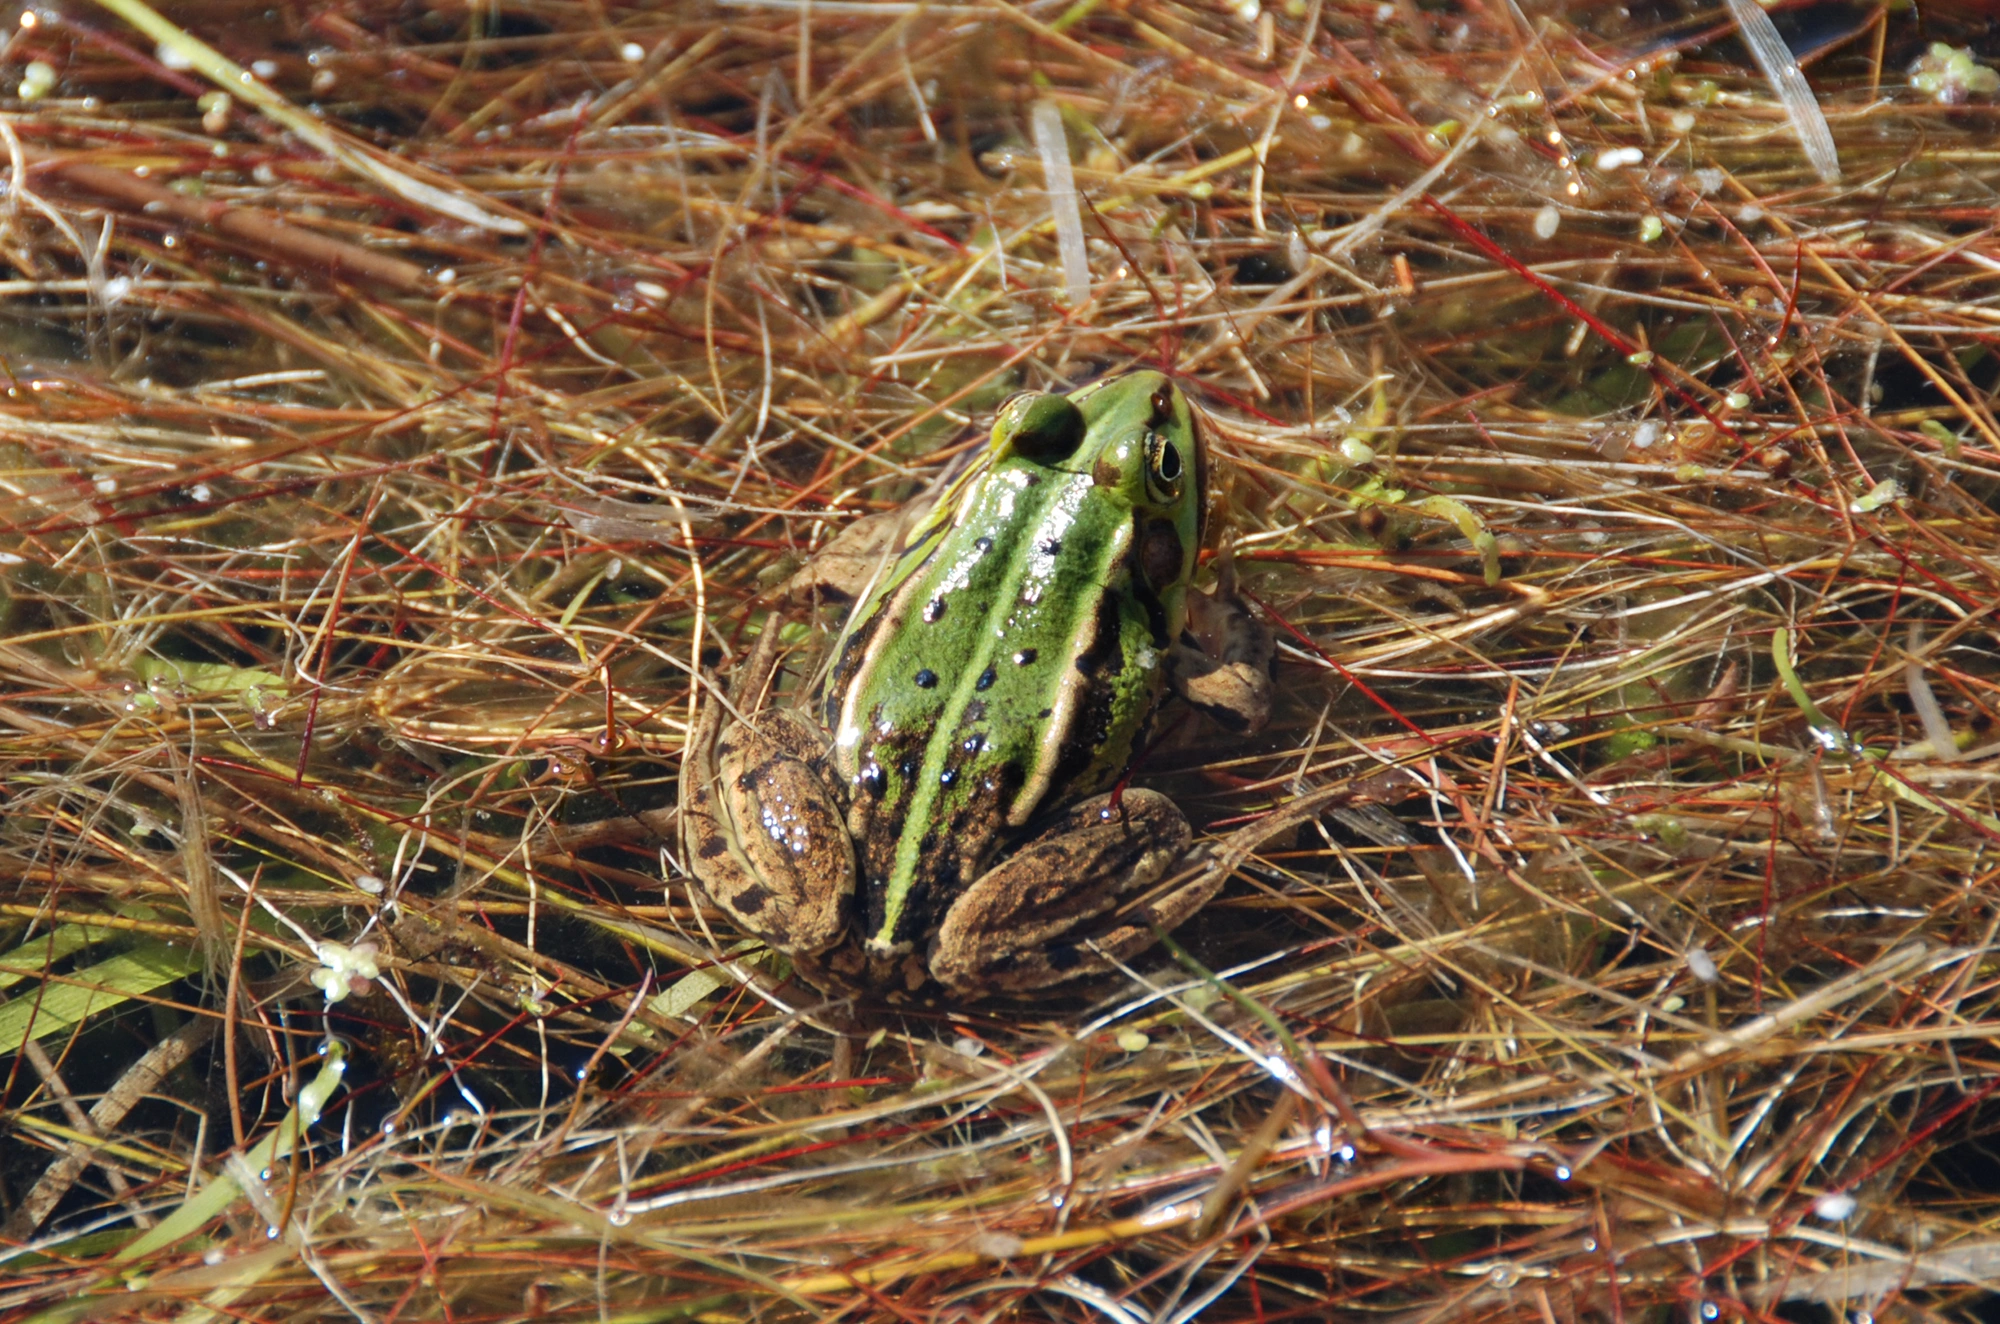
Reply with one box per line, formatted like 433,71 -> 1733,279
679,371 -> 1270,997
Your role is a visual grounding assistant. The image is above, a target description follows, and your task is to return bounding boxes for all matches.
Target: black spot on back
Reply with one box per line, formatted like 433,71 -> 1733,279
924,597 -> 947,623
976,666 -> 997,691
697,837 -> 729,860
733,884 -> 771,916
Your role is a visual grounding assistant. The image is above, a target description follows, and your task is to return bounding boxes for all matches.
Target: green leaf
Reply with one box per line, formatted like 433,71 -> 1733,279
0,924 -> 118,996
1770,627 -> 1850,753
1601,726 -> 1658,760
647,945 -> 771,1023
112,1041 -> 349,1267
130,656 -> 285,702
0,940 -> 202,1053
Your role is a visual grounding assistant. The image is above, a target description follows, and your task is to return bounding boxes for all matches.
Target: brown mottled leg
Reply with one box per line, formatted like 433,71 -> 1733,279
928,790 -> 1208,997
681,700 -> 855,956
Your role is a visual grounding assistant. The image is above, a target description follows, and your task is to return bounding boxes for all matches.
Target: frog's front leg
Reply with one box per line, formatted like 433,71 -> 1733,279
1170,555 -> 1275,733
779,504 -> 925,605
680,685 -> 856,957
928,789 -> 1214,997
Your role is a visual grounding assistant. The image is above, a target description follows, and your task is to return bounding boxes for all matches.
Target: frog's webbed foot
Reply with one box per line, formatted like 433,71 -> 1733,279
927,789 -> 1209,998
1171,648 -> 1273,733
793,940 -> 930,998
1170,553 -> 1275,733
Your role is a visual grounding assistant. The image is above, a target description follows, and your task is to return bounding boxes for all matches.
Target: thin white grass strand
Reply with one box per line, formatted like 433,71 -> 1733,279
1905,660 -> 1961,760
1723,0 -> 1841,183
1032,101 -> 1091,305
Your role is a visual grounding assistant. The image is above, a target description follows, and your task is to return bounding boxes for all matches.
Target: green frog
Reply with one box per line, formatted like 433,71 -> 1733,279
678,371 -> 1270,997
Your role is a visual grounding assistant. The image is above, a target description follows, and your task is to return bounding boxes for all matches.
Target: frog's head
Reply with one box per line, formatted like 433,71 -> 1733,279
989,370 -> 1208,600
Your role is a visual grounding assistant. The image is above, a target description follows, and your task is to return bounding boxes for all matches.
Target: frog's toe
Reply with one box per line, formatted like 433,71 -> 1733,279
1171,653 -> 1272,733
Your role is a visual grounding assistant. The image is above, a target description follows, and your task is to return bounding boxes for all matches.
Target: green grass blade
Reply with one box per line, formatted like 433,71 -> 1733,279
0,940 -> 202,1053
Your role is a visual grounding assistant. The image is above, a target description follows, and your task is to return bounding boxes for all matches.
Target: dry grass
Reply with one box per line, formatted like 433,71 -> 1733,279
3,0 -> 2000,1320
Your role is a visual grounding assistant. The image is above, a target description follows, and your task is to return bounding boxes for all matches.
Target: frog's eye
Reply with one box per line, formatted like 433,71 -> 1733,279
1144,432 -> 1185,503
992,392 -> 1086,463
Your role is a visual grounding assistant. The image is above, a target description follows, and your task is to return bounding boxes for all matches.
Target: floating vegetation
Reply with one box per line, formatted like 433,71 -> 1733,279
3,2 -> 2000,1321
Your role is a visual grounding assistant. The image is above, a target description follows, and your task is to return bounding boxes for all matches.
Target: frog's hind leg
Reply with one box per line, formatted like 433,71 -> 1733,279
680,632 -> 855,956
928,789 -> 1207,997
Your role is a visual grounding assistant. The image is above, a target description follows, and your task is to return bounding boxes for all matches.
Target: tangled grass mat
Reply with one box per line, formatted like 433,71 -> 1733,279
3,1 -> 2000,1320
